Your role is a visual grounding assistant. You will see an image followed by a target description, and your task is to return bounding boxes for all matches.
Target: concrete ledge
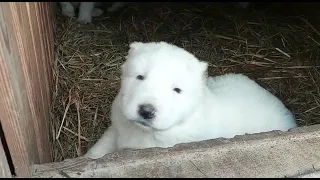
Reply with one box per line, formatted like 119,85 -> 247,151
295,171 -> 320,178
31,124 -> 320,178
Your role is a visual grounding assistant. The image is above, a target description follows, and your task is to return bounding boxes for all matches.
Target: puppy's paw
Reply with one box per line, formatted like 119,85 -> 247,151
76,16 -> 92,24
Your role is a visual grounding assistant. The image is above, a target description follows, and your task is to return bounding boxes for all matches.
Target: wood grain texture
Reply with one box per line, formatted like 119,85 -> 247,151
0,2 -> 54,177
0,138 -> 12,178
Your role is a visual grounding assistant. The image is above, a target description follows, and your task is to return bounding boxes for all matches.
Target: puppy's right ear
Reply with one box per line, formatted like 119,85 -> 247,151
123,42 -> 144,73
126,42 -> 144,59
129,42 -> 144,51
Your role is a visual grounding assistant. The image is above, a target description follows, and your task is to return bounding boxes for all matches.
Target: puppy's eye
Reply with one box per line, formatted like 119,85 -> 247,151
173,88 -> 182,93
136,75 -> 145,80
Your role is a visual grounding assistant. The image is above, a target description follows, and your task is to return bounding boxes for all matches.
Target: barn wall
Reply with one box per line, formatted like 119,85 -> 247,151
0,2 -> 54,177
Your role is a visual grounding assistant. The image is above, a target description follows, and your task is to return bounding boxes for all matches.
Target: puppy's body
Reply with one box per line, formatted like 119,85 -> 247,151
59,2 -> 126,24
59,2 -> 250,24
85,41 -> 296,159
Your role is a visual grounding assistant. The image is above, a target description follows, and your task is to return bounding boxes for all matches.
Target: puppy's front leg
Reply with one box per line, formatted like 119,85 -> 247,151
77,2 -> 95,24
60,2 -> 76,17
84,125 -> 118,159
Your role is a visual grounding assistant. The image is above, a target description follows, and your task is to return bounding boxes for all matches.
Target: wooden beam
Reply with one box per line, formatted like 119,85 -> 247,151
0,2 -> 54,177
31,124 -> 320,178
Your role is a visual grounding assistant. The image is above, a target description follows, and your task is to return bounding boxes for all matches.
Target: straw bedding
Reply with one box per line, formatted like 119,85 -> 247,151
51,2 -> 320,162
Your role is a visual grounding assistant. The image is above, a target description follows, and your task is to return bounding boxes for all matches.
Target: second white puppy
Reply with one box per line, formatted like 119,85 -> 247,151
59,2 -> 126,24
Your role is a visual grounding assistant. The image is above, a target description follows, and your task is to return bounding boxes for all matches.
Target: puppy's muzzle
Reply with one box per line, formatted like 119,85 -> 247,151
138,103 -> 156,120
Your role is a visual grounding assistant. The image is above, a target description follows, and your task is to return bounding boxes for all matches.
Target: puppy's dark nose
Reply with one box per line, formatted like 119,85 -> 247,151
138,104 -> 156,120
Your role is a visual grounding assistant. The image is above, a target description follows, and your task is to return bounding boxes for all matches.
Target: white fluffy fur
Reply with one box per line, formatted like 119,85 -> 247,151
84,41 -> 297,159
59,2 -> 126,24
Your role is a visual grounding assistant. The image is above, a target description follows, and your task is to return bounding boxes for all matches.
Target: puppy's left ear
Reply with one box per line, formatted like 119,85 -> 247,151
199,61 -> 208,73
198,61 -> 208,79
121,62 -> 126,72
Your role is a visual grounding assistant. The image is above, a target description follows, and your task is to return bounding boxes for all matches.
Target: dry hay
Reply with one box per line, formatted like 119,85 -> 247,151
51,2 -> 320,162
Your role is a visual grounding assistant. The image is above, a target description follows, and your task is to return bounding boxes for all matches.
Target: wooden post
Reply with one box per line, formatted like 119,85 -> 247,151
0,137 -> 12,178
0,2 -> 54,177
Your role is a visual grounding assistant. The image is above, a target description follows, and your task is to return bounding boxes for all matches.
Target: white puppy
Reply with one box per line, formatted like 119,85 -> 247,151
59,2 -> 126,24
59,2 -> 249,24
84,41 -> 297,159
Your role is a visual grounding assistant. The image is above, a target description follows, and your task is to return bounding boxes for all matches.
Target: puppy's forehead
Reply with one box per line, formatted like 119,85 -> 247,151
144,50 -> 196,69
147,57 -> 195,77
127,42 -> 201,76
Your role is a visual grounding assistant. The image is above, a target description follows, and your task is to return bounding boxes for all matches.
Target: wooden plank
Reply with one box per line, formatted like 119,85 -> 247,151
0,2 -> 54,177
31,124 -> 320,178
0,136 -> 12,178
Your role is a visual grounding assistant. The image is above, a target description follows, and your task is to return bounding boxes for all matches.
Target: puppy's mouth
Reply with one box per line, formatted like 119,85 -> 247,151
135,120 -> 151,127
129,119 -> 167,132
129,118 -> 154,129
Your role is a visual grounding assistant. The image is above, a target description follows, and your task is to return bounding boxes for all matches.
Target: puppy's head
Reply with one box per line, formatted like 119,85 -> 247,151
119,41 -> 208,131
